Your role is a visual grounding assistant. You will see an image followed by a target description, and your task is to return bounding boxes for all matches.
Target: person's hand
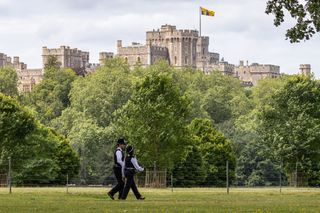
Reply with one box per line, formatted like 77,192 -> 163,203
122,177 -> 126,182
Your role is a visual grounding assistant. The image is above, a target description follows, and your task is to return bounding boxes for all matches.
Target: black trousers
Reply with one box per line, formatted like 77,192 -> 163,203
108,167 -> 124,199
121,170 -> 142,199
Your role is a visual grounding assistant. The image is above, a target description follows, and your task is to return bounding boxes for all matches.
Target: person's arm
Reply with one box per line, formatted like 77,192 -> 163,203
122,161 -> 125,178
131,157 -> 144,172
116,150 -> 124,168
116,150 -> 125,177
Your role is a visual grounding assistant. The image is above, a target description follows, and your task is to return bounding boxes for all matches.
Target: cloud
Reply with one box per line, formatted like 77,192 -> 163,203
0,0 -> 318,76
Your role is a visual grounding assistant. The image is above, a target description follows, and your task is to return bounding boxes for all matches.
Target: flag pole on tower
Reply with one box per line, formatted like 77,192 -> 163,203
199,7 -> 202,37
199,6 -> 215,37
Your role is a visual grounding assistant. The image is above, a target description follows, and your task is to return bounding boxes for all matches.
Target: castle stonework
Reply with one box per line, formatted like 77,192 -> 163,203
299,64 -> 311,76
17,69 -> 43,93
0,52 -> 43,93
102,24 -> 220,73
235,61 -> 281,86
100,24 -> 281,85
42,46 -> 89,75
0,53 -> 27,71
99,52 -> 114,65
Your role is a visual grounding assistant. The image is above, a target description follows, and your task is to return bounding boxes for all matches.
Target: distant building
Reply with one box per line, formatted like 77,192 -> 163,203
299,64 -> 311,76
0,53 -> 27,71
99,24 -> 281,86
210,59 -> 235,76
235,60 -> 281,86
0,52 -> 43,93
17,69 -> 43,93
42,46 -> 90,75
99,52 -> 114,66
99,24 -> 220,72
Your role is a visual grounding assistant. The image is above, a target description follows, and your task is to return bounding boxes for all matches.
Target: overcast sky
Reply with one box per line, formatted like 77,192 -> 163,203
0,0 -> 319,76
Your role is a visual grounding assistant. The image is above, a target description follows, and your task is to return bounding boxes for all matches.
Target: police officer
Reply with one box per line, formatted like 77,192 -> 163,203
107,138 -> 127,200
121,145 -> 145,200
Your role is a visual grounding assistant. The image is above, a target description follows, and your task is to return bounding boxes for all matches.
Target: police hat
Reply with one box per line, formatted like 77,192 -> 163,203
126,145 -> 134,154
117,138 -> 127,145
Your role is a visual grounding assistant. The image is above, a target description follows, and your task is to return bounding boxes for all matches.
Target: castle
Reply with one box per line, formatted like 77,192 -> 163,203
42,46 -> 90,76
100,24 -> 282,86
0,53 -> 42,92
0,24 -> 312,92
101,24 -> 220,73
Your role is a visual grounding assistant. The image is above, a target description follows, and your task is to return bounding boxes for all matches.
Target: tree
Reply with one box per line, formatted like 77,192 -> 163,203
236,140 -> 281,186
115,62 -> 191,169
69,58 -> 133,127
0,93 -> 36,160
15,125 -> 79,185
259,75 -> 320,183
51,108 -> 115,183
23,65 -> 77,125
266,0 -> 320,42
44,55 -> 61,70
188,118 -> 236,186
172,146 -> 206,187
0,67 -> 18,97
0,93 -> 79,184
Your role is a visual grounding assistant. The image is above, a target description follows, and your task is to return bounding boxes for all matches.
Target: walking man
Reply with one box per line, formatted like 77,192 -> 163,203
107,138 -> 127,200
121,145 -> 145,200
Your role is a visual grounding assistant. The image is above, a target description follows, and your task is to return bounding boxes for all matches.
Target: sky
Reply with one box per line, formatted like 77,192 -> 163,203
0,0 -> 319,76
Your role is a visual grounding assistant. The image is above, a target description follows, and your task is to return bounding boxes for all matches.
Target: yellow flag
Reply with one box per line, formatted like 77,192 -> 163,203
201,7 -> 215,17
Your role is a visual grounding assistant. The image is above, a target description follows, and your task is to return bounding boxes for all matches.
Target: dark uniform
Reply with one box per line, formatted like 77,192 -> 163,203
108,147 -> 125,199
121,154 -> 144,200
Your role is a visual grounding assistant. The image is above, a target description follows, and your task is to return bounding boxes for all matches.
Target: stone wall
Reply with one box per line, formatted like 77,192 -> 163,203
17,69 -> 43,93
117,41 -> 149,67
42,46 -> 89,75
235,61 -> 281,86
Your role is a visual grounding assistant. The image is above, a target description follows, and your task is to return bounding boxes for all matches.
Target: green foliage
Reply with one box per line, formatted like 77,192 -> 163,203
259,75 -> 320,177
236,140 -> 281,186
172,146 -> 206,187
266,0 -> 320,42
69,58 -> 132,127
51,108 -> 115,183
23,66 -> 77,125
0,67 -> 18,97
6,56 -> 320,187
116,62 -> 190,169
0,93 -> 79,184
188,118 -> 236,186
0,93 -> 36,156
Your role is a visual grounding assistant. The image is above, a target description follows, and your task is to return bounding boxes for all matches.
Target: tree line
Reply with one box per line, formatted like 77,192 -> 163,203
0,58 -> 319,186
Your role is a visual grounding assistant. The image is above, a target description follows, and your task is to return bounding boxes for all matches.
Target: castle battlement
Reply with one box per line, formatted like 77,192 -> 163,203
42,46 -> 89,75
42,46 -> 89,56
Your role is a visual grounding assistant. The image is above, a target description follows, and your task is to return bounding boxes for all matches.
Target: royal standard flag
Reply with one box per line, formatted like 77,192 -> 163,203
201,7 -> 215,17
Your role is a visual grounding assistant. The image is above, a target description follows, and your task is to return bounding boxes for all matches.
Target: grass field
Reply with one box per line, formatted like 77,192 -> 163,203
0,187 -> 320,212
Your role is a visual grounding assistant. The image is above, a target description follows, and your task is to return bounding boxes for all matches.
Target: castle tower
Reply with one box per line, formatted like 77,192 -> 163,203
299,64 -> 311,76
146,24 -> 199,69
99,52 -> 114,65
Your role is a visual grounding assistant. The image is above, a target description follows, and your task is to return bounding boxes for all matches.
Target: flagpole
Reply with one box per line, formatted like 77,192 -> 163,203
199,7 -> 202,37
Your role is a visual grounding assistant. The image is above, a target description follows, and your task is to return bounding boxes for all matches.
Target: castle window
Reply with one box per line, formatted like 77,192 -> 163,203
185,56 -> 188,64
124,57 -> 128,63
137,57 -> 141,62
174,56 -> 177,65
202,48 -> 205,55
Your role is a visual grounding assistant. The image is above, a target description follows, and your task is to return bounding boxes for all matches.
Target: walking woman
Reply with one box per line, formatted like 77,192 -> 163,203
121,145 -> 145,200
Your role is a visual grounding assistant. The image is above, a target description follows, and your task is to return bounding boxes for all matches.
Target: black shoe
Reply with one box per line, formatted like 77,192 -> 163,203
137,197 -> 145,200
107,192 -> 114,200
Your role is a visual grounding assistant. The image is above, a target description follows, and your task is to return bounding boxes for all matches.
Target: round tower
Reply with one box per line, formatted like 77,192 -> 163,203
299,64 -> 311,76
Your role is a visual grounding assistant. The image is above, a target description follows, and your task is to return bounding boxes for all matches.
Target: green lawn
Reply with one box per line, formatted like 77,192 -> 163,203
0,187 -> 319,212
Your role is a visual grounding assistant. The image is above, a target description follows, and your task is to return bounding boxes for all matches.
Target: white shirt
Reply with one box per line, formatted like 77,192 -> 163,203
116,148 -> 124,168
122,156 -> 144,177
131,157 -> 144,172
